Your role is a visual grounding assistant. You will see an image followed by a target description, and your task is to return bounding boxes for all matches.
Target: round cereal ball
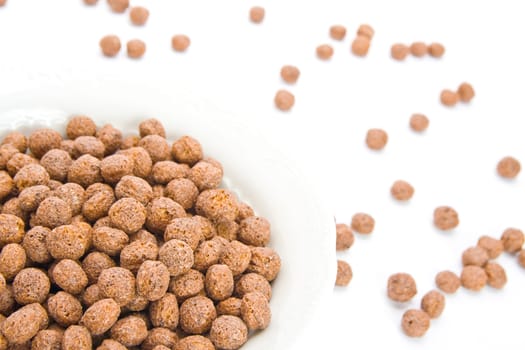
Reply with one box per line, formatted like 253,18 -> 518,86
428,42 -> 445,58
92,226 -> 129,256
497,156 -> 520,179
83,185 -> 115,222
235,273 -> 272,301
435,270 -> 460,294
82,251 -> 116,284
52,259 -> 88,295
420,290 -> 445,318
118,147 -> 152,178
67,154 -> 103,188
409,113 -> 429,132
205,264 -> 234,301
115,175 -> 153,206
188,161 -> 222,191
73,136 -> 106,159
158,239 -> 194,277
152,184 -> 165,198
54,183 -> 86,216
149,293 -> 179,330
171,136 -> 203,166
2,198 -> 28,223
119,240 -> 159,273
0,303 -> 48,345
440,89 -> 459,107
6,153 -> 38,177
274,89 -> 295,111
146,197 -> 186,234
165,178 -> 199,210
457,82 -> 475,103
195,189 -> 239,222
46,224 -> 89,260
391,180 -> 414,201
194,215 -> 217,239
462,246 -> 489,267
217,297 -> 242,317
14,164 -> 50,191
391,43 -> 409,60
31,329 -> 63,350
120,135 -> 140,150
240,292 -> 271,330
96,124 -> 122,156
152,160 -> 190,185
129,228 -> 158,244
100,154 -> 134,184
193,239 -> 224,272
365,128 -> 387,151
220,240 -> 251,276
28,129 -> 62,159
210,315 -> 248,350
66,115 -> 97,140
485,262 -> 507,289
136,260 -> 170,301
238,216 -> 270,247
461,265 -> 487,291
97,339 -> 127,350
336,223 -> 354,251
501,227 -> 524,253
433,206 -> 459,230
280,65 -> 300,84
387,273 -> 417,302
21,226 -> 52,264
164,217 -> 204,250
124,294 -> 149,312
477,235 -> 504,259
351,213 -> 375,234
108,197 -> 147,234
247,247 -> 281,281
316,44 -> 333,60
401,309 -> 430,337
0,243 -> 26,280
175,335 -> 214,350
409,41 -> 427,57
1,131 -> 27,153
18,185 -> 51,212
47,291 -> 83,326
12,268 -> 50,304
215,219 -> 239,241
0,144 -> 19,171
60,139 -> 76,157
127,39 -> 146,59
0,285 -> 15,315
107,0 -> 128,12
62,325 -> 91,350
336,260 -> 353,286
138,135 -> 170,164
172,34 -> 191,52
141,328 -> 178,350
169,269 -> 205,300
38,149 -> 72,183
351,36 -> 371,56
80,298 -> 121,335
139,118 -> 165,138
0,171 -> 13,201
0,213 -> 25,244
179,295 -> 216,334
98,267 -> 135,306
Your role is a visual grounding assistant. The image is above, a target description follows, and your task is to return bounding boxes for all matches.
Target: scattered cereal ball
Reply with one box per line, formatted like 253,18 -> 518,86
433,206 -> 459,230
217,297 -> 242,317
169,269 -> 205,300
127,39 -> 146,59
440,89 -> 459,107
179,295 -> 216,334
351,36 -> 371,56
280,65 -> 300,84
0,303 -> 48,344
387,273 -> 417,302
335,260 -> 352,287
477,235 -> 504,259
14,164 -> 50,191
409,113 -> 429,132
351,212 -> 375,234
12,268 -> 50,304
428,43 -> 445,58
220,240 -> 251,276
457,82 -> 475,102
247,247 -> 281,281
65,115 -> 97,140
136,260 -> 170,301
357,24 -> 374,39
0,144 -> 19,171
22,226 -> 52,264
130,6 -> 149,26
164,217 -> 204,250
205,264 -> 234,301
209,315 -> 248,350
52,259 -> 88,295
0,213 -> 24,244
46,224 -> 89,260
98,267 -> 136,306
330,25 -> 346,40
196,189 -> 239,222
238,216 -> 270,247
138,135 -> 171,164
47,291 -> 83,326
6,153 -> 37,177
336,223 -> 354,251
40,149 -> 73,182
68,154 -> 103,188
31,329 -> 63,350
460,265 -> 487,291
235,273 -> 271,300
115,175 -> 153,206
152,161 -> 189,184
109,197 -> 147,234
401,309 -> 430,337
62,325 -> 92,350
97,339 -> 127,350
500,228 -> 524,253
193,239 -> 225,272
149,293 -> 179,330
92,226 -> 129,256
420,290 -> 445,318
189,161 -> 222,191
410,42 -> 427,57
391,180 -> 414,201
2,131 -> 27,153
0,171 -> 13,201
316,44 -> 334,60
249,6 -> 265,23
146,196 -> 186,234
159,239 -> 194,277
485,262 -> 507,289
141,328 -> 178,350
80,298 -> 121,335
82,251 -> 116,284
462,246 -> 489,267
0,243 -> 26,280
174,336 -> 214,350
497,156 -> 521,179
240,292 -> 270,331
28,129 -> 62,159
97,124 -> 122,156
391,43 -> 409,60
365,128 -> 387,150
518,249 -> 525,268
274,89 -> 295,111
172,35 -> 191,52
100,154 -> 134,184
108,0 -> 128,13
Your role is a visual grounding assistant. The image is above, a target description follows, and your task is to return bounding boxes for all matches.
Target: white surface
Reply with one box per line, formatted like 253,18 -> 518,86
1,0 -> 525,348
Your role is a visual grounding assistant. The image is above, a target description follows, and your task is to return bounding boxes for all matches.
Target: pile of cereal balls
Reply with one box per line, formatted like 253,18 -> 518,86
0,116 -> 280,350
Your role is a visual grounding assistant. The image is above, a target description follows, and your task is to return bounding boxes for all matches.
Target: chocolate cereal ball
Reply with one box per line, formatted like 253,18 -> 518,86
220,240 -> 251,276
179,296 -> 217,334
118,147 -> 152,179
137,260 -> 170,301
205,264 -> 234,301
435,270 -> 460,294
409,113 -> 429,132
28,129 -> 62,159
120,135 -> 140,150
0,303 -> 48,344
171,34 -> 191,52
96,124 -> 122,156
82,251 -> 116,284
80,298 -> 121,335
477,235 -> 504,259
119,239 -> 159,273
68,154 -> 103,187
351,213 -> 375,234
66,115 -> 97,140
485,262 -> 507,289
0,171 -> 13,201
138,135 -> 170,164
421,290 -> 445,318
501,227 -> 524,253
462,246 -> 489,267
238,216 -> 270,247
428,43 -> 445,58
391,180 -> 414,201
194,215 -> 217,239
98,267 -> 135,306
97,339 -> 127,350
195,189 -> 239,222
152,161 -> 190,184
316,44 -> 333,60
336,260 -> 353,287
149,293 -> 179,330
274,90 -> 295,111
174,336 -> 214,350
139,118 -> 165,138
457,82 -> 475,103
215,219 -> 239,241
0,144 -> 19,171
0,243 -> 26,280
193,239 -> 224,272
31,329 -> 63,350
188,161 -> 222,191
2,198 -> 28,224
0,274 -> 5,292
0,213 -> 24,244
158,239 -> 194,277
127,39 -> 146,59
440,89 -> 459,107
108,0 -> 128,13
391,43 -> 409,60
46,224 -> 89,260
13,268 -> 50,304
0,285 -> 15,315
247,247 -> 281,281
171,136 -> 203,166
336,223 -> 354,251
14,164 -> 50,191
170,269 -> 205,300
114,175 -> 153,205
351,36 -> 371,57
249,6 -> 265,23
92,226 -> 129,256
387,273 -> 417,302
54,183 -> 86,216
401,309 -> 430,337
62,325 -> 92,350
73,136 -> 105,159
209,315 -> 248,350
164,217 -> 204,250
165,178 -> 199,210
497,156 -> 521,179
18,185 -> 51,212
22,226 -> 52,264
100,154 -> 133,184
1,131 -> 27,153
235,273 -> 271,301
6,153 -> 37,177
460,265 -> 487,291
100,35 -> 121,57
146,197 -> 186,234
217,297 -> 242,317
124,294 -> 149,312
52,259 -> 88,295
365,128 -> 387,150
60,140 -> 76,158
433,206 -> 459,230
141,328 -> 178,350
240,292 -> 270,330
108,197 -> 147,234
47,291 -> 83,326
40,149 -> 73,182
280,65 -> 300,84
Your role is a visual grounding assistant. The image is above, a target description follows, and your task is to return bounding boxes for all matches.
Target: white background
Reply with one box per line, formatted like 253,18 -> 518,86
2,0 -> 525,348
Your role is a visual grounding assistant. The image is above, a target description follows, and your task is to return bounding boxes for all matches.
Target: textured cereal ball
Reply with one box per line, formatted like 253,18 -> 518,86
1,131 -> 27,153
175,336 -> 214,350
179,295 -> 216,334
391,43 -> 409,60
152,184 -> 165,198
146,196 -> 186,234
73,136 -> 105,159
428,43 -> 445,58
138,118 -> 165,138
196,189 -> 239,222
60,139 -> 76,158
0,171 -> 13,201
159,239 -> 194,277
141,328 -> 178,350
127,39 -> 146,59
247,247 -> 281,281
82,251 -> 116,284
14,164 -> 50,191
210,315 -> 248,350
0,274 -> 5,292
138,135 -> 170,164
0,285 -> 15,315
236,203 -> 254,223
109,197 -> 147,234
477,235 -> 504,259
391,180 -> 414,201
240,292 -> 270,330
172,35 -> 191,52
120,135 -> 140,150
462,246 -> 489,267
433,206 -> 459,230
51,184 -> 84,217
329,25 -> 346,40
497,156 -> 521,179
52,259 -> 88,295
32,329 -> 63,350
336,223 -> 354,251
356,23 -> 374,38
108,0 -> 128,13
67,154 -> 102,187
387,273 -> 417,302
120,239 -> 159,273
274,89 -> 295,111
485,262 -> 507,289
100,154 -> 133,184
96,124 -> 123,155
152,161 -> 189,184
62,325 -> 92,350
136,260 -> 170,301
170,136 -> 202,166
28,129 -> 62,159
457,82 -> 475,102
500,227 -> 524,253
249,6 -> 264,23
115,175 -> 153,206
164,217 -> 204,250
365,128 -> 388,150
0,144 -> 19,171
46,224 -> 89,260
39,149 -> 72,182
238,216 -> 270,247
80,298 -> 121,335
0,213 -> 24,244
351,213 -> 375,234
409,113 -> 429,132
336,260 -> 353,287
82,191 -> 115,223
97,339 -> 127,350
421,290 -> 445,318
193,239 -> 224,272
316,44 -> 333,60
410,41 -> 427,57
460,265 -> 487,291
169,269 -> 205,300
130,6 -> 149,26
13,268 -> 50,304
401,309 -> 430,337
189,161 -> 222,191
280,65 -> 300,84
217,297 -> 242,317
440,89 -> 459,107
165,178 -> 199,210
351,36 -> 371,56
149,293 -> 179,330
124,294 -> 149,312
0,243 -> 26,280
220,241 -> 251,276
435,270 -> 461,294
215,219 -> 240,241
65,115 -> 97,140
205,264 -> 234,301
22,226 -> 52,264
47,291 -> 83,326
98,267 -> 135,306
235,273 -> 271,301
92,226 -> 129,256
129,228 -> 158,245
6,153 -> 38,177
0,303 -> 48,345
2,198 -> 28,223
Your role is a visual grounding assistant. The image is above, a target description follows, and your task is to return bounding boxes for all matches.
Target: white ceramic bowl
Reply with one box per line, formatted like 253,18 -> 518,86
0,79 -> 336,350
